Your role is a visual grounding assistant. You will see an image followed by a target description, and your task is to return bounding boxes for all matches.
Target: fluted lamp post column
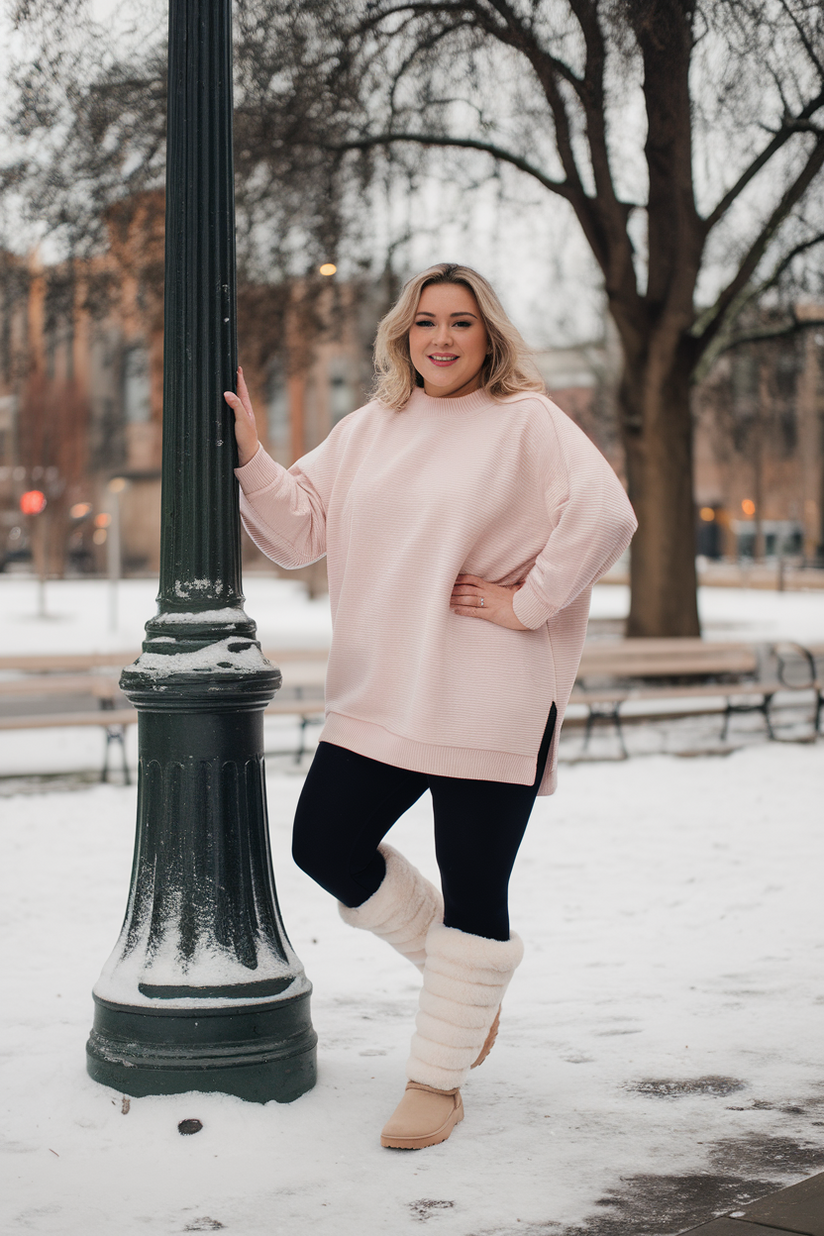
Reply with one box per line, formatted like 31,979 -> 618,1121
85,0 -> 317,1103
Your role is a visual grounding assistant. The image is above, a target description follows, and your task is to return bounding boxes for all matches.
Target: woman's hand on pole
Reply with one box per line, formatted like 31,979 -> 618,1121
450,573 -> 529,631
224,367 -> 260,467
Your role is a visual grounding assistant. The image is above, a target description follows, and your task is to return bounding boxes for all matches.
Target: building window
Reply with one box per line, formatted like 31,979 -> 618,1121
123,346 -> 151,423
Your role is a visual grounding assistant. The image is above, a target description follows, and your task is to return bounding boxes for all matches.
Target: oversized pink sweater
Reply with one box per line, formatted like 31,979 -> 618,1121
236,386 -> 637,794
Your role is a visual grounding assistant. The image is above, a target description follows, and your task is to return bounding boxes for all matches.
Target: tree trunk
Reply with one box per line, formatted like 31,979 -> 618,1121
621,334 -> 701,638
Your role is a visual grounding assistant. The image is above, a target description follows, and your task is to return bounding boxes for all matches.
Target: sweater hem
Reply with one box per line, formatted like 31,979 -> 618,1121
320,712 -> 539,786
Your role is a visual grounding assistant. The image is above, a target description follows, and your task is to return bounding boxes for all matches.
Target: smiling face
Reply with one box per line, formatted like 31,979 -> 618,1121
408,283 -> 489,399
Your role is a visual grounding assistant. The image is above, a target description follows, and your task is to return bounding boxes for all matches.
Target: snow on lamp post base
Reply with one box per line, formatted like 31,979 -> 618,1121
85,0 -> 317,1103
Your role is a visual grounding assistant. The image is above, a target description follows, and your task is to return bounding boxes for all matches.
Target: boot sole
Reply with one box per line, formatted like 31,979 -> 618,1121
380,1096 -> 464,1150
471,1006 -> 500,1069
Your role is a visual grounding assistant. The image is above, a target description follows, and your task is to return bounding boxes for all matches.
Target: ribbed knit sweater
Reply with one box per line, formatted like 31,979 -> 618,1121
236,386 -> 637,794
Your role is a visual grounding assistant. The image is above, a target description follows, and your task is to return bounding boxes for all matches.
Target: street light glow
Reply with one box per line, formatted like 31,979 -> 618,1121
741,498 -> 756,516
319,263 -> 337,276
699,507 -> 714,522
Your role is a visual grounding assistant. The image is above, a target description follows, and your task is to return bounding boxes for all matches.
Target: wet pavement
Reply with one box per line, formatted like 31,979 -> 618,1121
553,1144 -> 824,1236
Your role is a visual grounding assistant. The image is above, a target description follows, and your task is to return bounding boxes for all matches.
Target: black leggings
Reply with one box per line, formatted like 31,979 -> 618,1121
292,705 -> 556,941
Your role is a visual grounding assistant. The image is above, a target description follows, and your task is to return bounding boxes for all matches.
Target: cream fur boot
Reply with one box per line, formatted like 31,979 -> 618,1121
337,843 -> 443,970
381,922 -> 523,1148
407,921 -> 524,1091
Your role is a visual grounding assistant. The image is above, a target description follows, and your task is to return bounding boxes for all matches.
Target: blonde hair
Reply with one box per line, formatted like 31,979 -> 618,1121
373,263 -> 545,409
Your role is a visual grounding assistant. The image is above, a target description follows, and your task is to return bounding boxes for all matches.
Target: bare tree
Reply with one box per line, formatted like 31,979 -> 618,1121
320,0 -> 824,635
5,0 -> 823,632
2,0 -> 367,286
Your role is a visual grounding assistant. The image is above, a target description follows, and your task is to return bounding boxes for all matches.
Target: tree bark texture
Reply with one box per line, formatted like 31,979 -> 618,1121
621,339 -> 701,637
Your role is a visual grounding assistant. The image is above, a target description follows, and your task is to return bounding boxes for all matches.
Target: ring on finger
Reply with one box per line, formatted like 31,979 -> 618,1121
479,597 -> 484,607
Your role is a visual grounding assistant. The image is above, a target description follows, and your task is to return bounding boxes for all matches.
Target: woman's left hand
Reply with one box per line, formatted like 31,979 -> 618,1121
450,574 -> 529,631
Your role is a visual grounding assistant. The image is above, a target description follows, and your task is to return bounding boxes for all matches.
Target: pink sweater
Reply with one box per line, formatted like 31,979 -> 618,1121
236,386 -> 636,794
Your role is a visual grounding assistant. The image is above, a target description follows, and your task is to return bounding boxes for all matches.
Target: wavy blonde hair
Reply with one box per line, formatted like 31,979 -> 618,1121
373,263 -> 545,409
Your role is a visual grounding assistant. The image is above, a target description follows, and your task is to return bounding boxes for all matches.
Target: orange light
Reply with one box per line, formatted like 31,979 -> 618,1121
319,263 -> 337,277
92,528 -> 108,546
94,512 -> 112,529
20,490 -> 47,515
70,502 -> 92,519
699,507 -> 715,522
741,498 -> 756,516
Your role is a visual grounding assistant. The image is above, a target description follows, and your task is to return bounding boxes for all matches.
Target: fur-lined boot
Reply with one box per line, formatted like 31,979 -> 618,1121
337,843 -> 443,971
380,922 -> 523,1148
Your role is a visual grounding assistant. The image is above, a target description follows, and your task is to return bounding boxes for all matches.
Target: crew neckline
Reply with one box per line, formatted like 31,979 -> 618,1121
403,386 -> 494,416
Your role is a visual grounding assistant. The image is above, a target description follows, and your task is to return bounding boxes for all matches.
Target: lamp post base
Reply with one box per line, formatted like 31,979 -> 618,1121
87,985 -> 317,1104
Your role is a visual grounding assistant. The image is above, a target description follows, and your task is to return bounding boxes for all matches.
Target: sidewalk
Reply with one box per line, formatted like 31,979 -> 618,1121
686,1170 -> 824,1234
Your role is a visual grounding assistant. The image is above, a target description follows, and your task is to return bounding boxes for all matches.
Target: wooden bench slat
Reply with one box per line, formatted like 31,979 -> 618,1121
578,644 -> 758,677
569,680 -> 792,705
0,675 -> 122,697
0,709 -> 138,731
0,652 -> 139,672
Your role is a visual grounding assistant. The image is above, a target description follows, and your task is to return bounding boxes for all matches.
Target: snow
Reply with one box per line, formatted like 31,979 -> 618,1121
590,582 -> 824,645
1,574 -> 823,1234
2,747 -> 823,1235
133,637 -> 273,677
0,575 -> 334,656
151,608 -> 251,625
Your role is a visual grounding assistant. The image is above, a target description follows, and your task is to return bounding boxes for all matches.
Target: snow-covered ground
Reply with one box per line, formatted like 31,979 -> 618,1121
2,746 -> 823,1235
2,571 -> 824,654
1,575 -> 823,1235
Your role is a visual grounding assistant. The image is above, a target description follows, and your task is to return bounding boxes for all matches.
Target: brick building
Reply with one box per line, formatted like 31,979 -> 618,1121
1,211 -> 821,578
0,195 -> 386,579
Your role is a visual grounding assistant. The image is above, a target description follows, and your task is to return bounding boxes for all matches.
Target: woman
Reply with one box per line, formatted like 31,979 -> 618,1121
225,263 -> 636,1150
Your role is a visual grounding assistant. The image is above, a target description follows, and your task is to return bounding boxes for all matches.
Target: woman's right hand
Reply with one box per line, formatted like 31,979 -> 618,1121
224,366 -> 260,467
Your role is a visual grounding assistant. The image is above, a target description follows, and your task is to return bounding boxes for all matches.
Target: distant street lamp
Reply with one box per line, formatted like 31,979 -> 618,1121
20,486 -> 48,616
85,0 -> 317,1102
106,476 -> 127,633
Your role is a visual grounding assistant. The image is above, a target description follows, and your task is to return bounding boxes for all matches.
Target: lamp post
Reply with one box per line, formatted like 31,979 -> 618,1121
85,0 -> 317,1103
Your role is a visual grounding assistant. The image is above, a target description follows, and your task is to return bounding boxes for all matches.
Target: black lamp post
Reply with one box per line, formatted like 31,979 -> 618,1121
85,0 -> 317,1103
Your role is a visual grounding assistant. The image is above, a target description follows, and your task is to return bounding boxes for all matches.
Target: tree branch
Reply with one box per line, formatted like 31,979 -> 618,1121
704,92 -> 824,233
693,134 -> 824,352
694,313 -> 824,384
690,232 -> 824,381
324,130 -> 574,199
727,232 -> 824,320
479,0 -> 585,95
778,0 -> 824,79
352,0 -> 628,283
355,0 -> 586,96
385,18 -> 477,120
565,0 -> 636,298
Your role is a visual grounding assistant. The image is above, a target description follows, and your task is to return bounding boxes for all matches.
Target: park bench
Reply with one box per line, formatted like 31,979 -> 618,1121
0,649 -> 329,782
568,637 -> 820,757
773,641 -> 824,735
1,639 -> 819,777
0,652 -> 133,780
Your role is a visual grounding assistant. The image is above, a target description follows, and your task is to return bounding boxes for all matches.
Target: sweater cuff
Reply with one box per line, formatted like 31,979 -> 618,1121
234,444 -> 283,494
512,578 -> 553,630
